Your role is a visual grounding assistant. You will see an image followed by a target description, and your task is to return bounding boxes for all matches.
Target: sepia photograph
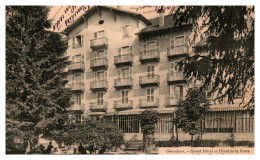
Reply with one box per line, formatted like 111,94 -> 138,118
4,3 -> 255,156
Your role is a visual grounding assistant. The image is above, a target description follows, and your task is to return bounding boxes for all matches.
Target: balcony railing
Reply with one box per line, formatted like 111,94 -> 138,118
167,46 -> 188,58
90,37 -> 108,50
114,77 -> 133,89
69,104 -> 85,111
90,58 -> 108,70
68,83 -> 85,92
68,62 -> 85,71
90,80 -> 108,91
114,100 -> 133,110
90,102 -> 108,112
140,49 -> 160,63
114,54 -> 133,66
139,98 -> 159,108
139,75 -> 160,87
167,72 -> 186,84
166,96 -> 184,107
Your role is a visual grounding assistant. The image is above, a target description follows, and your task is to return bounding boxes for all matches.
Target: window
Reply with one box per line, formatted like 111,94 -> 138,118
74,55 -> 81,63
172,36 -> 185,54
72,74 -> 84,85
122,25 -> 130,38
147,41 -> 156,51
118,68 -> 132,79
94,30 -> 105,39
118,46 -> 132,56
170,62 -> 179,73
143,41 -> 159,52
235,86 -> 242,97
74,94 -> 82,105
95,50 -> 106,59
170,85 -> 183,100
147,88 -> 155,102
122,90 -> 129,104
74,74 -> 82,84
94,71 -> 107,81
147,66 -> 155,78
72,54 -> 84,63
97,92 -> 104,105
73,35 -> 84,48
122,46 -> 130,55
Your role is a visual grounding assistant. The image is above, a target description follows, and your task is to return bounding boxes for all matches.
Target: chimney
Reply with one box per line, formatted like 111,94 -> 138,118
157,6 -> 165,27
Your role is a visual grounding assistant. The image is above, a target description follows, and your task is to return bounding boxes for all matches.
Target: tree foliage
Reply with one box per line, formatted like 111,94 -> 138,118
139,109 -> 159,151
139,109 -> 160,135
6,6 -> 71,153
175,6 -> 254,109
55,120 -> 124,154
176,88 -> 210,145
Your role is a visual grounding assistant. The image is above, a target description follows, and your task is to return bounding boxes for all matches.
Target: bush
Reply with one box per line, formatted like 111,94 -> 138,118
155,140 -> 219,147
53,120 -> 125,154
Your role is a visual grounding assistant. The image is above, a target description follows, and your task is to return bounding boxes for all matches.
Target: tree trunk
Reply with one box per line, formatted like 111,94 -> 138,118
191,134 -> 194,147
142,132 -> 147,152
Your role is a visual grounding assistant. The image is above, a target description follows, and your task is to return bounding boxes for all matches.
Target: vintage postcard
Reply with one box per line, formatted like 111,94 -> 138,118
5,4 -> 255,158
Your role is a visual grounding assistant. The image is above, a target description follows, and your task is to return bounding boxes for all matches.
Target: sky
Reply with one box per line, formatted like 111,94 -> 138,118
48,5 -> 177,32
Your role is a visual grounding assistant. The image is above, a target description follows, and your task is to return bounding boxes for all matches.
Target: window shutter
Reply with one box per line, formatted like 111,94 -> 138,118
81,54 -> 84,63
122,26 -> 125,37
129,46 -> 132,55
104,71 -> 107,81
94,51 -> 97,59
143,43 -> 146,51
81,35 -> 84,47
118,69 -> 121,79
72,75 -> 75,84
104,50 -> 107,58
94,32 -> 97,38
156,41 -> 160,51
94,72 -> 97,82
72,56 -> 75,63
81,74 -> 84,83
129,67 -> 132,78
72,37 -> 75,48
118,48 -> 121,55
170,38 -> 174,47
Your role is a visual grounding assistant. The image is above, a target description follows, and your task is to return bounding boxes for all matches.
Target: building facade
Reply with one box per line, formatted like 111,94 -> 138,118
63,6 -> 254,142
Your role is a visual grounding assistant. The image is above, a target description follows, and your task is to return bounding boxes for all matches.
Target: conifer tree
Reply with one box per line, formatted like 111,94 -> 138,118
6,6 -> 71,153
175,6 -> 254,110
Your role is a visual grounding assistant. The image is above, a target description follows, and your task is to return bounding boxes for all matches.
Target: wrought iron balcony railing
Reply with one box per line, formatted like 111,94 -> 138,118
139,98 -> 159,108
114,100 -> 133,110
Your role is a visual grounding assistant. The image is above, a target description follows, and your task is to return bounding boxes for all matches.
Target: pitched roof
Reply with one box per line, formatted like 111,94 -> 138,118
63,6 -> 152,33
137,14 -> 192,35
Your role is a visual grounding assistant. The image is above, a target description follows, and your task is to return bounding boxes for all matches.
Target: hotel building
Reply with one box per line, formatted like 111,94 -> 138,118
63,6 -> 254,142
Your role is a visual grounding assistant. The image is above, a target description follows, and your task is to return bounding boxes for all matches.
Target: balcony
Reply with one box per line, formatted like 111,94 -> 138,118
90,80 -> 108,92
90,102 -> 108,112
166,96 -> 184,107
140,49 -> 160,63
139,98 -> 159,108
139,75 -> 160,87
114,54 -> 133,66
167,72 -> 186,84
167,46 -> 188,59
68,62 -> 85,71
114,78 -> 133,89
68,83 -> 84,92
114,100 -> 133,110
69,104 -> 85,111
90,37 -> 108,50
90,58 -> 108,70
